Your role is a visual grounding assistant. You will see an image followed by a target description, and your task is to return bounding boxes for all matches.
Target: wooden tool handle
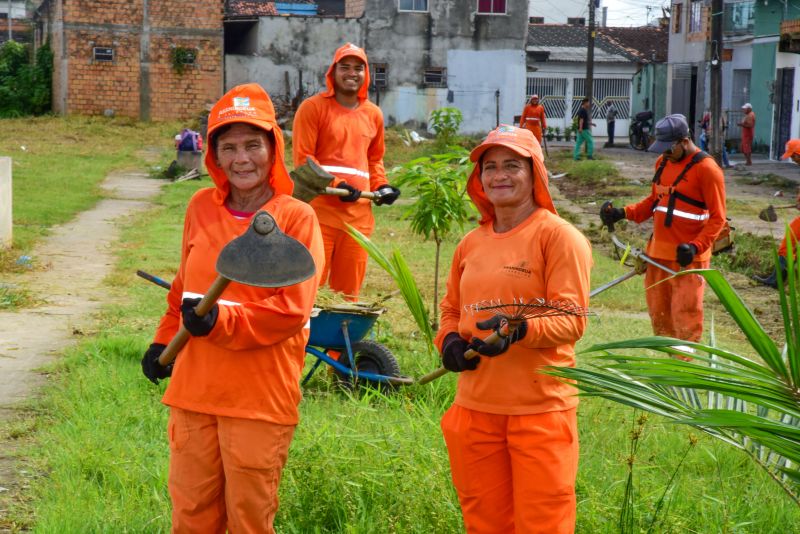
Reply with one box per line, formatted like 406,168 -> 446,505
417,328 -> 508,385
158,276 -> 231,366
325,187 -> 378,200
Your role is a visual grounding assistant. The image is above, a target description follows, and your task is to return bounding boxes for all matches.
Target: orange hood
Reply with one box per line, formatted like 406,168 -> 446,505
321,43 -> 371,101
467,125 -> 557,225
204,83 -> 293,204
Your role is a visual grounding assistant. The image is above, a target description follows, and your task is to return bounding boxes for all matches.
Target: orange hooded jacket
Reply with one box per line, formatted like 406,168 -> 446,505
520,102 -> 546,140
624,150 -> 726,262
292,43 -> 388,233
154,84 -> 325,425
435,125 -> 593,415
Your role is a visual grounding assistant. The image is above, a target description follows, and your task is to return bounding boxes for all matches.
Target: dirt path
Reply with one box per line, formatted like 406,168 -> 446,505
0,169 -> 162,525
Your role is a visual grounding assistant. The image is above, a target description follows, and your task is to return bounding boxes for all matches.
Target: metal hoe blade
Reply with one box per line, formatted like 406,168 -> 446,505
759,205 -> 778,223
156,211 -> 316,367
290,157 -> 336,203
216,211 -> 316,287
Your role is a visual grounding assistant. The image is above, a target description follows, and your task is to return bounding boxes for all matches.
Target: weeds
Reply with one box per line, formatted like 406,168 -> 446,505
0,285 -> 36,310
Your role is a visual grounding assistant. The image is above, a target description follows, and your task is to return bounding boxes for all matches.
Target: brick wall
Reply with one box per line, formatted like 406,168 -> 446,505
345,0 -> 365,18
48,0 -> 223,120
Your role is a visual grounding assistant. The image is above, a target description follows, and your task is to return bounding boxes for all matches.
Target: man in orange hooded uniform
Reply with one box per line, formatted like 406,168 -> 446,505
601,114 -> 726,348
293,43 -> 400,301
142,84 -> 324,533
520,94 -> 547,144
436,125 -> 592,533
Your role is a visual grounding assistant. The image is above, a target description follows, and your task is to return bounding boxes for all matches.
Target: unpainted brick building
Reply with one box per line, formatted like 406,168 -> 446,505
35,0 -> 224,120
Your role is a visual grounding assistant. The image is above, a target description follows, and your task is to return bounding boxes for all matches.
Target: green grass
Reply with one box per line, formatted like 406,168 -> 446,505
0,115 -> 180,266
3,122 -> 800,532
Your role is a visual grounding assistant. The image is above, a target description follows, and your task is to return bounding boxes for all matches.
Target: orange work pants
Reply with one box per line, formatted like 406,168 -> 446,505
644,257 -> 709,342
319,223 -> 368,301
167,407 -> 295,534
527,126 -> 543,144
441,405 -> 579,534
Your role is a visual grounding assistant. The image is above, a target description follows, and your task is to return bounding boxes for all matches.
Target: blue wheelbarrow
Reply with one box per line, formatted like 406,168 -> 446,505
136,271 -> 411,388
302,305 -> 413,388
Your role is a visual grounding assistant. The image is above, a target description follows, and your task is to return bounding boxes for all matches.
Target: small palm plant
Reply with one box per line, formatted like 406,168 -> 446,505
390,148 -> 474,330
548,243 -> 800,505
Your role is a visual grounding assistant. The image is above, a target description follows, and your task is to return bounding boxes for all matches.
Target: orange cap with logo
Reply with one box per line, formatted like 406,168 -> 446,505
322,43 -> 371,101
782,138 -> 800,160
467,125 -> 557,224
204,83 -> 293,203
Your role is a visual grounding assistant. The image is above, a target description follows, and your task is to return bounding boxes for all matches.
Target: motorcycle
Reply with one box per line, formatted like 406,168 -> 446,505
629,110 -> 654,151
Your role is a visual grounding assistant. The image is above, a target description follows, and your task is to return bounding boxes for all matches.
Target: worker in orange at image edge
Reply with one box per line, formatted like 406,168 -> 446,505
520,94 -> 547,144
292,42 -> 400,302
436,125 -> 592,534
754,138 -> 800,288
600,114 -> 726,354
141,83 -> 325,533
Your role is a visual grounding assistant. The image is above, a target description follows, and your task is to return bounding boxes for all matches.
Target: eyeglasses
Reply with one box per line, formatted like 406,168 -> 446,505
666,139 -> 684,153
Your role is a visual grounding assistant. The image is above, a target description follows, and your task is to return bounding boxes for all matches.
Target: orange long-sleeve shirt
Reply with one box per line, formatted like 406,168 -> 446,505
434,209 -> 592,415
292,97 -> 387,233
625,150 -> 726,262
520,103 -> 546,139
154,192 -> 324,425
778,216 -> 800,257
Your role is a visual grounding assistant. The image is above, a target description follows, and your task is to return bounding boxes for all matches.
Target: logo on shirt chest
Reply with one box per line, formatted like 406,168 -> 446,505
502,260 -> 532,278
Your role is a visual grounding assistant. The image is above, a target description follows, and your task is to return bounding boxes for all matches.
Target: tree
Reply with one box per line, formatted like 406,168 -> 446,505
391,148 -> 473,330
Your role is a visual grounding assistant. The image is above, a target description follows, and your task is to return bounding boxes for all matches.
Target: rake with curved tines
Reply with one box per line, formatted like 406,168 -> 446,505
418,298 -> 592,385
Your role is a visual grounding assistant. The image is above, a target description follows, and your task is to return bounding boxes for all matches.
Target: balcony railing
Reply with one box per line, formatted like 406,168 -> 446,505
780,19 -> 800,54
723,1 -> 755,35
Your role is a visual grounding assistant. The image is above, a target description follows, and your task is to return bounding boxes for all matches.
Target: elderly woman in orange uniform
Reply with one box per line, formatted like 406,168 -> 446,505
436,125 -> 592,533
140,83 -> 324,533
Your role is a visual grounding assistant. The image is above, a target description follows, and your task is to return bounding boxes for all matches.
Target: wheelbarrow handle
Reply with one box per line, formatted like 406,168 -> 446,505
417,327 -> 510,385
326,186 -> 378,201
158,276 -> 231,366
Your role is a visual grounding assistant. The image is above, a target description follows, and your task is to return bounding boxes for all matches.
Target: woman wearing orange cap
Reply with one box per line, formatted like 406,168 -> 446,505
754,139 -> 800,288
436,125 -> 592,533
140,83 -> 324,532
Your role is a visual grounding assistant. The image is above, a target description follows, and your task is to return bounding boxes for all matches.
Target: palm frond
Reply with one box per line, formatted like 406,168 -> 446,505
546,262 -> 800,505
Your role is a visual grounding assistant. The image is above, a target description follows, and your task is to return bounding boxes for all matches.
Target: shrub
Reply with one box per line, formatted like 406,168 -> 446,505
429,107 -> 463,146
0,40 -> 52,117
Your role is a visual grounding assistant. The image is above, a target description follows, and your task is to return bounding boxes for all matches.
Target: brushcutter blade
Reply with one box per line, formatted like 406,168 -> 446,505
759,205 -> 778,223
289,157 -> 336,203
216,211 -> 316,287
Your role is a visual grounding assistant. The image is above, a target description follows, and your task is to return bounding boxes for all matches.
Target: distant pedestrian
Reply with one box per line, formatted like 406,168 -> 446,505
520,94 -> 547,144
574,98 -> 594,160
698,110 -> 731,168
605,105 -> 617,147
737,103 -> 755,166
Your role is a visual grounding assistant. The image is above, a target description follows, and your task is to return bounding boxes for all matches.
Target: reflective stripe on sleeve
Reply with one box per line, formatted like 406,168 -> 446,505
653,206 -> 710,221
182,291 -> 241,307
321,165 -> 370,179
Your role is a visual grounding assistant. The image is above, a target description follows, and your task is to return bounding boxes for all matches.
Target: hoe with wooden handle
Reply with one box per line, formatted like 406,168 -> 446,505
758,204 -> 797,223
290,157 -> 380,203
157,210 -> 316,367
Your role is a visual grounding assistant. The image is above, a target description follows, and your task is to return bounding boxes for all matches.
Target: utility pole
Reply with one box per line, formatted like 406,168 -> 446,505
586,0 -> 596,119
710,0 -> 723,165
7,0 -> 12,41
495,89 -> 500,127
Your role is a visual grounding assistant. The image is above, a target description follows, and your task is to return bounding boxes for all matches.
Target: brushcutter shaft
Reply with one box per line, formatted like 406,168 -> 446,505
589,269 -> 639,298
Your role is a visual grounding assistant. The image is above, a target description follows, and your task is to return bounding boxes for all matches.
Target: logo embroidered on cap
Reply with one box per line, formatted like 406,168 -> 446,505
497,125 -> 517,134
233,97 -> 250,108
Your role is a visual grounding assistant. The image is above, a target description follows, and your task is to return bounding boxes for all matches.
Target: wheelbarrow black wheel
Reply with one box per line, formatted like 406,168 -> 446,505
336,340 -> 401,391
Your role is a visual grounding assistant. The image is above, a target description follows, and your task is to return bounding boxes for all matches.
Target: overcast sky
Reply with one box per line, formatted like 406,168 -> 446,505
602,0 -> 666,27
